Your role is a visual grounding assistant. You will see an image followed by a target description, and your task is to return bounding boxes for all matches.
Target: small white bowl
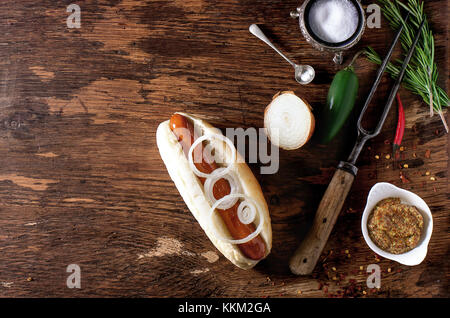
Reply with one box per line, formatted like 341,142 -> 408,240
361,182 -> 433,266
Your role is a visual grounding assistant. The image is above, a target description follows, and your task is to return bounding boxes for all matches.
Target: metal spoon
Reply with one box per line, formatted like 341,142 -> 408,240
249,24 -> 315,85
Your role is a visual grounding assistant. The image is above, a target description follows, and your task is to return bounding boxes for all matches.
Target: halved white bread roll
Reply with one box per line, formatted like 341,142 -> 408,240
264,91 -> 315,150
156,113 -> 272,269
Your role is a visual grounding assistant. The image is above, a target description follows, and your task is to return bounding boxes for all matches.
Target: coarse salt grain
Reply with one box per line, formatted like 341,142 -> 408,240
308,0 -> 359,43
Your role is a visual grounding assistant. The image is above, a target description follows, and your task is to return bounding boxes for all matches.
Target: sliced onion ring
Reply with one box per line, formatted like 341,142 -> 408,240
188,133 -> 236,179
204,168 -> 241,210
237,201 -> 256,225
208,194 -> 264,245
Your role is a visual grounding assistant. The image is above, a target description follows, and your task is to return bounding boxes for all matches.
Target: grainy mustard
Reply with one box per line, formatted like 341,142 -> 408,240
367,198 -> 423,254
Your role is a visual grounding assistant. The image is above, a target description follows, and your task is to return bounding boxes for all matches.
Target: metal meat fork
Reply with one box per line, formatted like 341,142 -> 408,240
290,14 -> 425,275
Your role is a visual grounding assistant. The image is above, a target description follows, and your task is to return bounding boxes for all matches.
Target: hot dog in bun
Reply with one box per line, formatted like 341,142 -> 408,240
156,113 -> 272,269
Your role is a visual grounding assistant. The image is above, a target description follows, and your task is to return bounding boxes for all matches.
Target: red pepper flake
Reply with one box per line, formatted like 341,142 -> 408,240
425,149 -> 431,159
318,282 -> 323,290
384,139 -> 390,145
323,286 -> 328,294
347,207 -> 356,214
400,172 -> 410,183
433,187 -> 437,193
435,129 -> 440,136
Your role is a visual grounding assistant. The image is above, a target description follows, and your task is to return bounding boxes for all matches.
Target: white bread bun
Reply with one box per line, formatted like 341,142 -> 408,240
156,113 -> 272,269
264,91 -> 315,150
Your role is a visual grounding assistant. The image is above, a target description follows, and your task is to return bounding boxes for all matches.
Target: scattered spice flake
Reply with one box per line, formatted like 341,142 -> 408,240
347,207 -> 356,214
425,150 -> 431,159
400,172 -> 410,183
435,129 -> 440,136
433,187 -> 437,193
384,139 -> 390,145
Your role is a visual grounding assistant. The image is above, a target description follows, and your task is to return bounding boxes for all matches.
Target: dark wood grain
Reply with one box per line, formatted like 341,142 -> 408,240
0,0 -> 448,297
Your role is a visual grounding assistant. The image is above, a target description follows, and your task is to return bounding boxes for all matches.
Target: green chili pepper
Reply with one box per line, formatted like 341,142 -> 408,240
318,65 -> 359,144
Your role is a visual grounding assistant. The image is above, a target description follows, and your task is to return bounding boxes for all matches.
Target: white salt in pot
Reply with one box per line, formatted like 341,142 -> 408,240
361,182 -> 433,266
291,0 -> 366,64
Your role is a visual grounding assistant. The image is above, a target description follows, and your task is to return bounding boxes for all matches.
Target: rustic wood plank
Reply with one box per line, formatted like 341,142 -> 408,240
0,0 -> 448,297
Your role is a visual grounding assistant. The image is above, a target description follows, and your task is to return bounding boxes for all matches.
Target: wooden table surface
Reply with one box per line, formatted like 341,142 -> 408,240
0,0 -> 448,297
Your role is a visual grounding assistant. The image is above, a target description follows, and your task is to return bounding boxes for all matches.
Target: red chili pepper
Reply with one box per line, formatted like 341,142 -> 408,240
393,93 -> 405,156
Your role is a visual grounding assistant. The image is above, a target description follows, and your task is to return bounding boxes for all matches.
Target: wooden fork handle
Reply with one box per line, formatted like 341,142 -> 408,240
290,165 -> 356,275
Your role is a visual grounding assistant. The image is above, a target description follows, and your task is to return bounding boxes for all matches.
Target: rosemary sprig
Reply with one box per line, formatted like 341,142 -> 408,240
365,0 -> 449,132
